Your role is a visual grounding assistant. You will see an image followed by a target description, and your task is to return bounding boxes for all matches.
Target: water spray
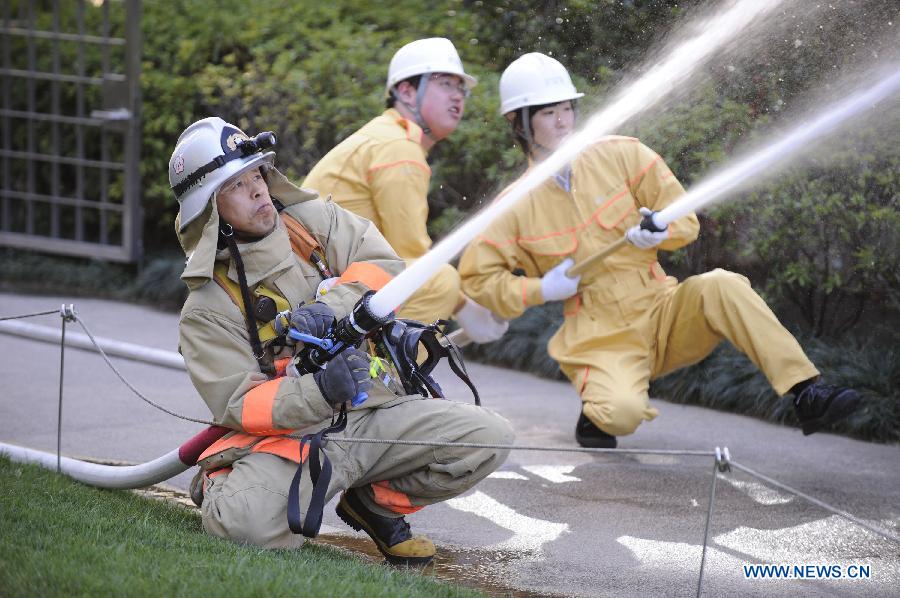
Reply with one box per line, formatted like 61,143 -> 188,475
569,65 -> 900,276
366,0 -> 785,319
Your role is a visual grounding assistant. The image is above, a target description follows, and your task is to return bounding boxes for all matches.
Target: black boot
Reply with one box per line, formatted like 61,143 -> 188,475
336,488 -> 435,566
793,381 -> 861,435
575,413 -> 617,448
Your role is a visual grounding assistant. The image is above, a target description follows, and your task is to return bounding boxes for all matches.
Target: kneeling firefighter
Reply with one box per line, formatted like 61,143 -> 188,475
459,53 -> 861,449
170,117 -> 513,564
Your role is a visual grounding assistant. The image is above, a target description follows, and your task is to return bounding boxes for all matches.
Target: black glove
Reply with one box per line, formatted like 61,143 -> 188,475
290,302 -> 335,338
313,348 -> 373,406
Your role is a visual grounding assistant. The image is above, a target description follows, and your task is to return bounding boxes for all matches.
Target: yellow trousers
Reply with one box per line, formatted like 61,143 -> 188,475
397,262 -> 461,323
553,268 -> 819,437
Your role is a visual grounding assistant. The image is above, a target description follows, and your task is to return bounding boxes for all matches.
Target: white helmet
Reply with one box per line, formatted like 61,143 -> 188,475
384,37 -> 477,98
499,52 -> 583,115
169,117 -> 275,231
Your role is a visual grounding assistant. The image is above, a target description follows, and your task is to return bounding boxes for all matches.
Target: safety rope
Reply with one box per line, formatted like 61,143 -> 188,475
0,309 -> 59,321
329,436 -> 716,457
72,313 -> 215,426
730,460 -> 900,544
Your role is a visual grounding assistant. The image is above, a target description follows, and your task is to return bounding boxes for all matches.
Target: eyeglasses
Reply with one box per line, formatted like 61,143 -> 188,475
429,74 -> 470,98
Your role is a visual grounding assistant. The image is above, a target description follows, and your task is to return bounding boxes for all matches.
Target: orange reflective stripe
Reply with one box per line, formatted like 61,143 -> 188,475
626,155 -> 663,188
334,261 -> 394,291
251,436 -> 309,464
241,379 -> 292,435
592,189 -> 634,231
207,467 -> 232,479
595,135 -> 639,145
394,114 -> 425,144
198,432 -> 257,462
366,159 -> 431,180
371,480 -> 423,515
579,366 -> 590,395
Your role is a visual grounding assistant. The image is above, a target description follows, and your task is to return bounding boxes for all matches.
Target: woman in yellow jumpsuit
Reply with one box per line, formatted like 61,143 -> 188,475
459,53 -> 860,448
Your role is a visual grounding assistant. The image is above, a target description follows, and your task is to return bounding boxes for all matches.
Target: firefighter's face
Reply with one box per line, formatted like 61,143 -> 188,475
216,167 -> 277,239
530,101 -> 575,152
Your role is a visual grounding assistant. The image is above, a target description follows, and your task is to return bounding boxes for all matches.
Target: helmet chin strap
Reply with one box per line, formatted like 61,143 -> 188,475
391,73 -> 433,141
521,102 -> 578,162
217,219 -> 274,375
520,107 -> 553,161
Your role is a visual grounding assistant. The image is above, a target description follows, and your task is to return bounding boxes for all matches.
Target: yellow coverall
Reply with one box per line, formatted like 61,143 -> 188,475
304,108 -> 461,323
459,137 -> 819,437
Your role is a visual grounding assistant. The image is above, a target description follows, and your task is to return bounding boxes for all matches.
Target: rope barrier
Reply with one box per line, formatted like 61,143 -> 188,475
328,436 -> 717,457
731,460 -> 900,544
0,309 -> 59,321
72,314 -> 215,426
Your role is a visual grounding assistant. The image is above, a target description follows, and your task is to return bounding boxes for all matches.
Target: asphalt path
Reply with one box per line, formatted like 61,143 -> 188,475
1,292 -> 897,597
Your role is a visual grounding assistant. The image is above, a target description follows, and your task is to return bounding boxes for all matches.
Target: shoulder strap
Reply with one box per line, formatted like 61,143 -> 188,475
212,262 -> 244,311
375,320 -> 480,405
280,212 -> 333,278
211,263 -> 288,344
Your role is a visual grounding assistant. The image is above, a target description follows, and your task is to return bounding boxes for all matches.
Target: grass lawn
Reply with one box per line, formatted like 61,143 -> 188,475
0,457 -> 482,597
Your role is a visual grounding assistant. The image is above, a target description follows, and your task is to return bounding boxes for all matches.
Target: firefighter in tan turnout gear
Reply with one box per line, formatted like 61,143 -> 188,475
459,53 -> 861,448
170,117 -> 513,564
305,37 -> 507,343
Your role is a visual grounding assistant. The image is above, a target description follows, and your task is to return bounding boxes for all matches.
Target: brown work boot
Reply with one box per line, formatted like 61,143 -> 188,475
336,489 -> 435,567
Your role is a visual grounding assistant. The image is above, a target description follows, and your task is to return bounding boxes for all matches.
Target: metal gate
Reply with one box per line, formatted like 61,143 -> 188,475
0,0 -> 142,262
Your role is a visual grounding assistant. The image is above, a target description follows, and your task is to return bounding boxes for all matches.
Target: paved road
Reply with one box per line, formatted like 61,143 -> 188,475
1,292 -> 898,597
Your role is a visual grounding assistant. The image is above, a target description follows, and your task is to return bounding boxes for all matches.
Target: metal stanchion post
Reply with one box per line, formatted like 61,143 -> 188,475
56,304 -> 76,473
696,447 -> 730,597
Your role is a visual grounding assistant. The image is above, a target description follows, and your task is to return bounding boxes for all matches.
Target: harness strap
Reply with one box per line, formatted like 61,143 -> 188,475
212,211 -> 328,364
212,263 -> 291,343
421,331 -> 480,406
286,405 -> 348,538
445,344 -> 480,406
224,232 -> 274,376
280,212 -> 333,278
376,320 -> 480,405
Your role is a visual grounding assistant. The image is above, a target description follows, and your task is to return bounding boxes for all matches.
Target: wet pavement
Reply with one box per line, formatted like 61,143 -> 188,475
1,292 -> 898,597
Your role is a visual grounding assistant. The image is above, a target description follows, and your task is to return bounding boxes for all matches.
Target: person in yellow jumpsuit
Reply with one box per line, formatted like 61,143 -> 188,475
169,116 -> 513,564
305,37 -> 507,343
459,53 -> 860,448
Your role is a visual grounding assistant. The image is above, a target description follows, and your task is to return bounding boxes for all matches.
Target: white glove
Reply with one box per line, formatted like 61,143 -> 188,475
625,207 -> 669,249
540,258 -> 581,302
454,297 -> 509,344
